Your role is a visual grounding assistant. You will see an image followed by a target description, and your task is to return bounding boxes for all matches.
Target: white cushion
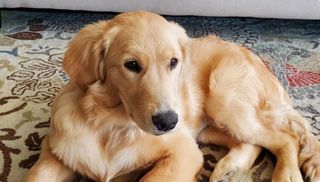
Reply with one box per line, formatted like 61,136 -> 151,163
1,0 -> 320,19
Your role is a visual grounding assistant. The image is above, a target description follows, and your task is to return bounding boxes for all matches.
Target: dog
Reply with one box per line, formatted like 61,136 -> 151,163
26,11 -> 320,182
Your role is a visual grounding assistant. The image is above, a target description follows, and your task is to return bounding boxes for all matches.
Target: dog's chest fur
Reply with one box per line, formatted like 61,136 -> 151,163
50,121 -> 142,181
48,87 -> 150,181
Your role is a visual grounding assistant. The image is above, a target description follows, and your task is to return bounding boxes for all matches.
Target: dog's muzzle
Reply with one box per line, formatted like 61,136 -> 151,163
152,110 -> 178,133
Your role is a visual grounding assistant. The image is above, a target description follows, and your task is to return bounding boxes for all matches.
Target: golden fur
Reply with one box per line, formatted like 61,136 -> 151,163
26,11 -> 320,182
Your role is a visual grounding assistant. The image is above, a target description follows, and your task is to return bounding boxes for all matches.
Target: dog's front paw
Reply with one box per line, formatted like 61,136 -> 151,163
299,134 -> 320,182
210,169 -> 235,182
209,144 -> 262,182
209,155 -> 240,182
273,168 -> 303,182
301,154 -> 320,182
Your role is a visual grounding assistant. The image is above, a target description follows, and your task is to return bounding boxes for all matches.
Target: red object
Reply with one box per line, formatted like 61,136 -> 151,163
285,64 -> 320,87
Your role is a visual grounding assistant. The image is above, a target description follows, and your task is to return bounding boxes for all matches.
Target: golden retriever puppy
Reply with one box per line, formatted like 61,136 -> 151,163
25,11 -> 320,182
25,11 -> 204,182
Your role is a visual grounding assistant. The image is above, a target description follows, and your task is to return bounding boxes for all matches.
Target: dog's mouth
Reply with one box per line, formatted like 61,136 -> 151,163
134,122 -> 177,136
151,123 -> 177,136
153,130 -> 166,136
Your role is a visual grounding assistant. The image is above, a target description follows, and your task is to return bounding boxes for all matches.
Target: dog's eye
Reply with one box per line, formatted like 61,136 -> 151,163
124,60 -> 141,73
169,58 -> 178,70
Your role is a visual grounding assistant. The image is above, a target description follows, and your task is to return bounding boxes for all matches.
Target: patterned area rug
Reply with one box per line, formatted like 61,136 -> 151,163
0,10 -> 319,182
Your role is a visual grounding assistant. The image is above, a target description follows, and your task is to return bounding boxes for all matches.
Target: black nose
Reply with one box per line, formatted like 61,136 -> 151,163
152,110 -> 178,132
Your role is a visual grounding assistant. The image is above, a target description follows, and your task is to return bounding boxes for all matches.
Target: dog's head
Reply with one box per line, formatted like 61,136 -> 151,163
63,11 -> 189,135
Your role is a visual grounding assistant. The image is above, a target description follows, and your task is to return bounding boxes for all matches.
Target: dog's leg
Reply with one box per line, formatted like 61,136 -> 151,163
139,135 -> 203,182
25,136 -> 75,182
206,120 -> 303,182
205,107 -> 303,181
111,165 -> 154,182
198,126 -> 262,181
299,133 -> 320,182
111,171 -> 145,182
206,97 -> 303,181
204,125 -> 303,182
250,129 -> 303,182
210,143 -> 262,182
197,126 -> 240,148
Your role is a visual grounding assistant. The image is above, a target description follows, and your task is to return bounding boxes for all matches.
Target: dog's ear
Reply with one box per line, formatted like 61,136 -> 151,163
170,22 -> 190,61
63,21 -> 119,90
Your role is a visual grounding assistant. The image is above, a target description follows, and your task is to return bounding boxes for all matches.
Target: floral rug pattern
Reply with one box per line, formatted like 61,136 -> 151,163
0,10 -> 319,182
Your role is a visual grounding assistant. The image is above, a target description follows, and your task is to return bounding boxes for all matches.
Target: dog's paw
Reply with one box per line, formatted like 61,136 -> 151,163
302,156 -> 320,182
209,154 -> 241,182
210,144 -> 261,182
272,168 -> 303,182
210,169 -> 235,182
299,134 -> 320,182
209,160 -> 235,182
